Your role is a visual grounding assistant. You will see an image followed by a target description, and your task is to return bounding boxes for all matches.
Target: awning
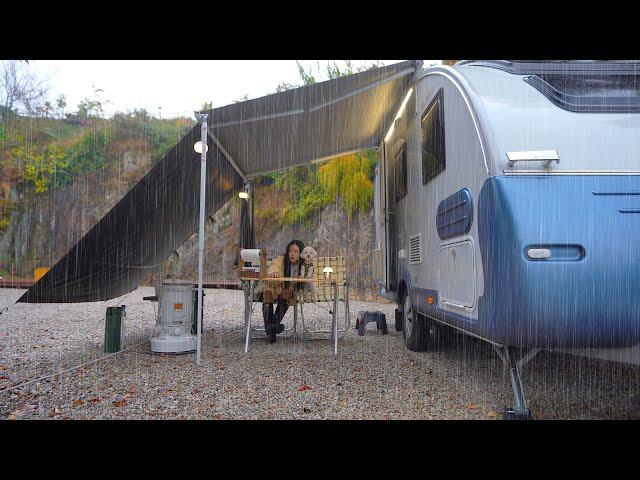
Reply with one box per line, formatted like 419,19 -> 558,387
19,60 -> 420,303
19,128 -> 243,303
208,60 -> 421,177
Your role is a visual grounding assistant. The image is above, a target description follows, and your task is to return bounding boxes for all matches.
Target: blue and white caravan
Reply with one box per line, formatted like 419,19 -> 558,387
372,60 -> 640,419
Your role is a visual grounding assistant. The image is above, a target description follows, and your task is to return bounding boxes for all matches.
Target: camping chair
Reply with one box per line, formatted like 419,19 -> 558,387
295,256 -> 351,354
243,258 -> 298,346
241,255 -> 350,354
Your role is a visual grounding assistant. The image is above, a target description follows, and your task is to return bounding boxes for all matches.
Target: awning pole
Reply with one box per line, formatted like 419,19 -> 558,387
195,112 -> 208,366
248,181 -> 255,248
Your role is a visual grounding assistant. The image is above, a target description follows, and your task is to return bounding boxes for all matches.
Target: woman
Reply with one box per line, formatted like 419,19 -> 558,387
256,239 -> 305,343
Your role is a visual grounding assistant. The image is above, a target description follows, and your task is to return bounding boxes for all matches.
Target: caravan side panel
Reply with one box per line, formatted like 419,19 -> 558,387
390,71 -> 489,324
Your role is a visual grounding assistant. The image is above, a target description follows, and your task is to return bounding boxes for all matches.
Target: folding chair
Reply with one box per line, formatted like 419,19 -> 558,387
242,258 -> 303,354
295,256 -> 351,354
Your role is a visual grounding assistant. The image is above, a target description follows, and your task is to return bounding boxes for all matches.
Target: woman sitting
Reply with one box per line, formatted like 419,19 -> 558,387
255,239 -> 305,343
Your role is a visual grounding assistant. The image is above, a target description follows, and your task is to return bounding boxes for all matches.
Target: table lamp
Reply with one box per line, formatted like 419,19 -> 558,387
322,266 -> 334,280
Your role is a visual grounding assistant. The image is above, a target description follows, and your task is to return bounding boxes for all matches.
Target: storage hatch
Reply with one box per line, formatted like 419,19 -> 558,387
438,239 -> 476,309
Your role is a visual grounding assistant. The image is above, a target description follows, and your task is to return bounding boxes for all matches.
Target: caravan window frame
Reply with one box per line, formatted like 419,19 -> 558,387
394,142 -> 407,201
421,88 -> 446,185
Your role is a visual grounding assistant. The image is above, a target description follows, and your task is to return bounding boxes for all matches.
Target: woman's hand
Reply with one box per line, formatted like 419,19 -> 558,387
269,272 -> 280,278
280,288 -> 293,301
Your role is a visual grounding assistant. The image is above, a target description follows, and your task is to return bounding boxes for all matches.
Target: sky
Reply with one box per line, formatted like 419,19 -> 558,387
27,60 -> 441,118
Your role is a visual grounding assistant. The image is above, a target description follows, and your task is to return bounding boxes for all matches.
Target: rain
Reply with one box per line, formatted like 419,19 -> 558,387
1,59 -> 639,420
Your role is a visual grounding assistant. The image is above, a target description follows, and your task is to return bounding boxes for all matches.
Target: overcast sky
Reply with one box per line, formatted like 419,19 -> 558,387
27,60 -> 441,118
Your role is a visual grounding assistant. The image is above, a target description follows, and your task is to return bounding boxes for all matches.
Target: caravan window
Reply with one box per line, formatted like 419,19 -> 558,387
394,143 -> 407,201
421,89 -> 446,184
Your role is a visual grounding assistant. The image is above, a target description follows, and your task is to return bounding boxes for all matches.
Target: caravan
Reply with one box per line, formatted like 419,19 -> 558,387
373,60 -> 640,418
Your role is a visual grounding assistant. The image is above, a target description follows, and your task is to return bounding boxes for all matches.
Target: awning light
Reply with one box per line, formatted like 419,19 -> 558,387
384,87 -> 414,143
194,141 -> 208,154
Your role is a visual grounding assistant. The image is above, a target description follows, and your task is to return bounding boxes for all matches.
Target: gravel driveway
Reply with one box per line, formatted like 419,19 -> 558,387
1,287 -> 639,420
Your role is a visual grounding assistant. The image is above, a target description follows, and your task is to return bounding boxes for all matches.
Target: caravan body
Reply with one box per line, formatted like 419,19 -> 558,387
374,61 -> 640,354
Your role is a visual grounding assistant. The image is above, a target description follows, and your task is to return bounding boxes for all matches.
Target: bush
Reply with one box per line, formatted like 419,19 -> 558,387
257,206 -> 283,224
255,148 -> 378,228
110,111 -> 192,161
318,150 -> 377,218
62,127 -> 112,180
5,113 -> 193,196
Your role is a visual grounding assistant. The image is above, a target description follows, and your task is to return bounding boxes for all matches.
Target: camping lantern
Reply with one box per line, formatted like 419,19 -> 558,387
323,266 -> 334,280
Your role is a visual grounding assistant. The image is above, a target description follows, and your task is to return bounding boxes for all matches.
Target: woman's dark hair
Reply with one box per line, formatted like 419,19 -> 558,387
284,239 -> 305,290
285,239 -> 305,259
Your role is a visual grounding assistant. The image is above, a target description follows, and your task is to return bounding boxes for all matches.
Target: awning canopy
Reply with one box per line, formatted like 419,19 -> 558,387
19,60 -> 420,303
19,127 -> 242,303
208,60 -> 421,178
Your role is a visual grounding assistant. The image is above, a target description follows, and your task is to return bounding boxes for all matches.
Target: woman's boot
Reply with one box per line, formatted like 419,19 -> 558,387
273,299 -> 289,334
262,302 -> 277,343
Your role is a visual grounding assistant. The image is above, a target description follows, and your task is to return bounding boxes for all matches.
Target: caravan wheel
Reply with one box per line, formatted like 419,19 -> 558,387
401,291 -> 432,352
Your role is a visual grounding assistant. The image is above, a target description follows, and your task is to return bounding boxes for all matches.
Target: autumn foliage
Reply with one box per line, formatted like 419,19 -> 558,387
255,148 -> 377,228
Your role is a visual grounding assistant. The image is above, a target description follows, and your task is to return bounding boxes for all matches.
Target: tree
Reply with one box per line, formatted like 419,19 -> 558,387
296,60 -> 384,86
55,94 -> 66,119
77,98 -> 102,119
201,100 -> 213,111
0,60 -> 49,115
274,82 -> 297,93
233,94 -> 249,103
34,100 -> 53,118
326,60 -> 383,79
76,84 -> 107,118
296,61 -> 317,85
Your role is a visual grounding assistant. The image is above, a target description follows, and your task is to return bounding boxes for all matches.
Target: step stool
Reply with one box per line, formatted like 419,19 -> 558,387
355,311 -> 388,336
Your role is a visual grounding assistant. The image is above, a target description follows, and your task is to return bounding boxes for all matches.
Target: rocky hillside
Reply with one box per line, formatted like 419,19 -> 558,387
0,112 -> 191,279
0,145 -> 154,278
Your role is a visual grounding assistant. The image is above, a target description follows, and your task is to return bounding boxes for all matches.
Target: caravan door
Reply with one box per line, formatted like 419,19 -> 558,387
372,140 -> 389,291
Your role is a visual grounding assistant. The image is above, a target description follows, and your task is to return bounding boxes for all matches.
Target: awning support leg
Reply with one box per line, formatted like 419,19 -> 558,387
493,345 -> 538,420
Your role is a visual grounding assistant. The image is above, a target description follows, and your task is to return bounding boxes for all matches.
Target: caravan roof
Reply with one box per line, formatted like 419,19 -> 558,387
450,60 -> 640,174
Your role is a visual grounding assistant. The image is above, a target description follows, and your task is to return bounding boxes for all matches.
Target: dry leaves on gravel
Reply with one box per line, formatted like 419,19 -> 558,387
112,384 -> 137,408
48,407 -> 61,418
298,384 -> 312,392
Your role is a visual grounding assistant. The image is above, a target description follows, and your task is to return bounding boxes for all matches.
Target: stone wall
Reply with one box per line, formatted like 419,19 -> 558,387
0,150 -> 152,278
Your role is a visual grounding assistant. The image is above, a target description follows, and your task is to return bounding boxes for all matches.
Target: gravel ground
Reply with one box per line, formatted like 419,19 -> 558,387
1,286 -> 640,420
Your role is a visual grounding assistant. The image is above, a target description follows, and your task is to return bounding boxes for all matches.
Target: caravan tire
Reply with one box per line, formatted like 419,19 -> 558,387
401,291 -> 432,352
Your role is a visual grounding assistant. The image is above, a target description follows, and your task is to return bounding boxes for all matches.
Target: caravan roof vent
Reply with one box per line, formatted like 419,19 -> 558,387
409,233 -> 422,265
